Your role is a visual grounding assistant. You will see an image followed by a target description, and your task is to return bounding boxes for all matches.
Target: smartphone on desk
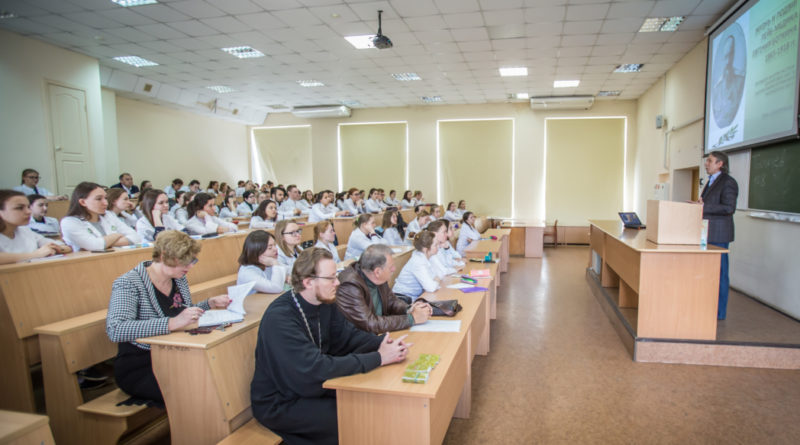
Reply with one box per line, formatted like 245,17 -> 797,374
202,233 -> 219,239
90,249 -> 115,253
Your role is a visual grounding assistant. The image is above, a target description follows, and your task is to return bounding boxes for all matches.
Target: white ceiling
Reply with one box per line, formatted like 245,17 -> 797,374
0,0 -> 737,114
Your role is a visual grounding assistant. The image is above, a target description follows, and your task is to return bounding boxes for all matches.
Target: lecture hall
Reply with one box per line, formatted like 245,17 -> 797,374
1,0 -> 799,444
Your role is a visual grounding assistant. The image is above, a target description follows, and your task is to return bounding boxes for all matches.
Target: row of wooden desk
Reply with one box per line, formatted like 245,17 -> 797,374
137,229 -> 509,445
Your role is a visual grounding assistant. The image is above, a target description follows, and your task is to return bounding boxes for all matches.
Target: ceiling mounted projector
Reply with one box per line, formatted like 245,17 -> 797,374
372,10 -> 393,49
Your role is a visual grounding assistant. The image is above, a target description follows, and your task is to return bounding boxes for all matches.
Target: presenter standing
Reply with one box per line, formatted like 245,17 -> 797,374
698,151 -> 738,320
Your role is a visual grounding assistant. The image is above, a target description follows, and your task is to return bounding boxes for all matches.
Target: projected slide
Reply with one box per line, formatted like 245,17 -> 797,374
705,0 -> 800,152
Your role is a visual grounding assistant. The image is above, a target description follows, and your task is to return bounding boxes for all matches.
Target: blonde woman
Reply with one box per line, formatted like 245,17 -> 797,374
275,219 -> 303,268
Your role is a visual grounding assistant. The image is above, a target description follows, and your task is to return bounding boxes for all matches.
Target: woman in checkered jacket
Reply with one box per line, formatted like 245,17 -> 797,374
106,230 -> 231,402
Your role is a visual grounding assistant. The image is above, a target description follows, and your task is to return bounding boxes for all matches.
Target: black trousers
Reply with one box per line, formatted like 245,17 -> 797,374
256,395 -> 339,445
114,343 -> 163,402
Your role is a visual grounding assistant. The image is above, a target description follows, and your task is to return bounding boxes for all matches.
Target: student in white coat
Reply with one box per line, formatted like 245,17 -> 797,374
279,185 -> 310,218
392,231 -> 442,301
400,190 -> 415,209
236,190 -> 257,217
342,188 -> 365,215
313,220 -> 341,263
0,190 -> 71,264
364,188 -> 384,213
456,211 -> 481,256
404,210 -> 431,244
27,194 -> 61,235
384,190 -> 400,207
427,220 -> 462,276
378,210 -> 404,246
184,193 -> 237,236
457,200 -> 467,217
106,188 -> 138,229
136,189 -> 185,242
309,190 -> 349,223
237,230 -> 288,294
275,219 -> 303,269
444,202 -> 461,222
437,219 -> 464,270
13,168 -> 67,200
344,214 -> 387,261
250,200 -> 283,229
60,182 -> 141,251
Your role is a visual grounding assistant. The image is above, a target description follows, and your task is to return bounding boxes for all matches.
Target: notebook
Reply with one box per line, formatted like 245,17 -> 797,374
197,281 -> 255,327
618,212 -> 646,229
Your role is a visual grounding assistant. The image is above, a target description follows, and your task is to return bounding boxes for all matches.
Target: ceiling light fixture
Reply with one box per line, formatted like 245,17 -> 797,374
344,35 -> 376,49
298,80 -> 325,87
392,73 -> 421,81
110,0 -> 158,7
340,100 -> 361,107
597,90 -> 621,96
554,80 -> 580,88
639,16 -> 685,32
112,56 -> 158,67
206,86 -> 236,93
516,92 -> 529,99
614,64 -> 644,73
499,67 -> 528,77
0,11 -> 16,19
421,96 -> 443,103
221,46 -> 264,59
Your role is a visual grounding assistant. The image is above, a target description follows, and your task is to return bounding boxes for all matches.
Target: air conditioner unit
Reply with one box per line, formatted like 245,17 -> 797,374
530,95 -> 595,110
291,105 -> 351,118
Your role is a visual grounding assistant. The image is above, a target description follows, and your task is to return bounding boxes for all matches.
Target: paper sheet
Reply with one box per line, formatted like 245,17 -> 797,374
410,320 -> 462,333
447,283 -> 474,289
197,281 -> 255,327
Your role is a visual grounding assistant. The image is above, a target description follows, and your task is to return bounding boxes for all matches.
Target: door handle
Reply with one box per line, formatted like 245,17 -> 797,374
55,146 -> 62,151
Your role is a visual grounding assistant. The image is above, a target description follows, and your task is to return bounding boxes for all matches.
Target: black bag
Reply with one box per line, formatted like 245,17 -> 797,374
416,298 -> 462,317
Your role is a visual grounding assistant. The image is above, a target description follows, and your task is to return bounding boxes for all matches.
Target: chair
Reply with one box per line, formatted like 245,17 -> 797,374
543,220 -> 558,248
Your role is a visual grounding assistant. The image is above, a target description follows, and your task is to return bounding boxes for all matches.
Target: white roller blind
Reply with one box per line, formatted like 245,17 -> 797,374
545,118 -> 625,226
252,126 -> 313,190
438,119 -> 513,216
339,123 -> 406,192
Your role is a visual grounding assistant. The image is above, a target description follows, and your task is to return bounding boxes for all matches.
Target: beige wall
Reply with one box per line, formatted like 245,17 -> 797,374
339,123 -> 406,193
633,39 -> 800,319
0,29 -> 110,190
252,126 -> 313,190
260,100 -> 637,221
115,96 -> 250,191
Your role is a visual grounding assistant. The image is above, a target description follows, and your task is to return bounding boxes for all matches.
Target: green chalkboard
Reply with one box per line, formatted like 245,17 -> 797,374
748,139 -> 800,214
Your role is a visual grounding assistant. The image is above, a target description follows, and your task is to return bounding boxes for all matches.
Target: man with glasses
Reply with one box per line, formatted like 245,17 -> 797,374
251,248 -> 411,445
14,168 -> 67,200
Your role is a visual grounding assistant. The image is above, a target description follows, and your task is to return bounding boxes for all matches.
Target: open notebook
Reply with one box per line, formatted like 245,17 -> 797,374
197,281 -> 256,327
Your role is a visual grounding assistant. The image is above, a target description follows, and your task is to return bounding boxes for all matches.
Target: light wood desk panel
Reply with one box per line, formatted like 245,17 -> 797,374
0,410 -> 55,445
589,220 -> 726,340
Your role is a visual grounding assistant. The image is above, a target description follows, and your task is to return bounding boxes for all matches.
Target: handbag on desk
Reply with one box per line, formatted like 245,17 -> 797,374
416,298 -> 462,317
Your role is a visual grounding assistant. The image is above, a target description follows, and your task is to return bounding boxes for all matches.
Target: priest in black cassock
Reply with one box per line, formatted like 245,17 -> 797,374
251,247 -> 411,445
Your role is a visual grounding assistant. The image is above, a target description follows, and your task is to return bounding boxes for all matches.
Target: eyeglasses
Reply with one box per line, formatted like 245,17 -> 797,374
282,229 -> 302,236
26,175 -> 39,179
311,275 -> 337,281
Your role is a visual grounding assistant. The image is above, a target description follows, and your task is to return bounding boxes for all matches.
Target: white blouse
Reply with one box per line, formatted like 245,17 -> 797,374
444,210 -> 461,222
344,229 -> 387,261
404,218 -> 422,244
28,216 -> 60,234
237,264 -> 288,294
279,199 -> 310,217
60,213 -> 141,251
392,251 -> 441,300
218,207 -> 237,219
364,199 -> 382,213
308,203 -> 339,223
0,226 -> 59,253
342,198 -> 363,215
277,246 -> 303,269
457,224 -> 481,255
249,215 -> 281,229
400,199 -> 414,209
314,240 -> 341,263
382,227 -> 403,245
236,202 -> 256,217
117,211 -> 138,229
174,207 -> 189,225
135,215 -> 184,242
184,215 -> 237,235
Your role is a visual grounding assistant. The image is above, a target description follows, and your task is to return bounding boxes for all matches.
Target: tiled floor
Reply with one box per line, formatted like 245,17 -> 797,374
443,246 -> 800,444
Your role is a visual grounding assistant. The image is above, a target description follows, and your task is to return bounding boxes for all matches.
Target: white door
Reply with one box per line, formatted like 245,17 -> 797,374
47,83 -> 93,195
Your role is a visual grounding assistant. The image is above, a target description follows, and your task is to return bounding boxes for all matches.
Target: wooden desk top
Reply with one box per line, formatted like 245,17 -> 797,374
323,286 -> 482,398
482,228 -> 511,238
500,220 -> 545,228
589,220 -> 728,254
0,410 -> 50,442
464,239 -> 502,254
138,292 -> 280,350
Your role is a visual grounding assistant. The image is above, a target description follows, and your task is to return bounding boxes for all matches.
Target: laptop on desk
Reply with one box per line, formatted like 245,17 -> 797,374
618,212 -> 646,229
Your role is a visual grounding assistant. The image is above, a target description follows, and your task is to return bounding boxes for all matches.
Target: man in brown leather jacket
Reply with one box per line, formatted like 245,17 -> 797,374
336,244 -> 432,333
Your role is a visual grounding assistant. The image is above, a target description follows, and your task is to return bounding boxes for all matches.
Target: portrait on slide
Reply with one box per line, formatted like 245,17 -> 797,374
711,23 -> 747,130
